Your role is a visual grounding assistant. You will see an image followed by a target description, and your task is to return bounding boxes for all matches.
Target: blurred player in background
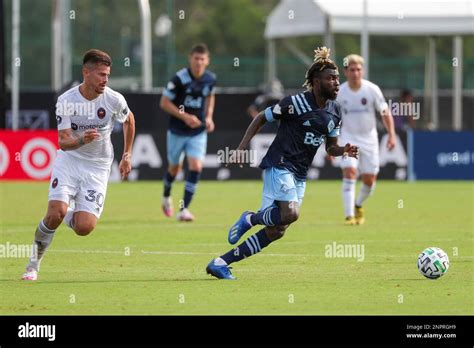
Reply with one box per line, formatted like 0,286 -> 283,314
247,79 -> 284,133
206,47 -> 359,280
22,49 -> 136,281
160,43 -> 216,222
393,89 -> 416,132
336,54 -> 395,225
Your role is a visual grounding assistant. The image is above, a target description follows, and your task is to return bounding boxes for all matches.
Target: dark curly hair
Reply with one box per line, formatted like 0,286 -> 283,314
303,47 -> 338,91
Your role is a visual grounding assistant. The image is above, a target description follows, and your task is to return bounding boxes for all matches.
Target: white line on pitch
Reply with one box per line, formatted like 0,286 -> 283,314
47,249 -> 474,259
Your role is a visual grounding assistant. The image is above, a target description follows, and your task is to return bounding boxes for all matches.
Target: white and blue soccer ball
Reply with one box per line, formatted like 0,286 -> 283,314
417,247 -> 450,279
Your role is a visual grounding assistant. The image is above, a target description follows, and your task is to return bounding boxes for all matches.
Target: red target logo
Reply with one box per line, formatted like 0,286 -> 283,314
0,141 -> 10,177
20,138 -> 57,179
0,131 -> 59,180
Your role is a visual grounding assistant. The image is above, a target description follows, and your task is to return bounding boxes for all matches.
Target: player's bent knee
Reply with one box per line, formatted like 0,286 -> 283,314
44,210 -> 66,228
73,221 -> 96,236
168,165 -> 181,177
343,168 -> 357,179
282,208 -> 299,225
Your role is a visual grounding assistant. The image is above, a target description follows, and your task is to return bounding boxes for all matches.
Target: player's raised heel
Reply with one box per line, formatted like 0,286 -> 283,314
228,211 -> 253,245
355,206 -> 365,225
21,267 -> 38,281
162,196 -> 174,218
344,216 -> 357,226
206,259 -> 235,280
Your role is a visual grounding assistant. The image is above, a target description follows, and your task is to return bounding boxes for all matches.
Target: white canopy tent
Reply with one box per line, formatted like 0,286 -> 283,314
264,0 -> 474,130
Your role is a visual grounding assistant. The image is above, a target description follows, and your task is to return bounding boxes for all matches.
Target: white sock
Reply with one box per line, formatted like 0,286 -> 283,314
28,220 -> 55,271
63,207 -> 75,229
356,183 -> 376,207
214,257 -> 227,266
342,178 -> 356,218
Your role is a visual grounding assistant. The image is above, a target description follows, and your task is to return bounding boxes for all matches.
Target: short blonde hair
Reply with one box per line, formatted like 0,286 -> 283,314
343,54 -> 364,68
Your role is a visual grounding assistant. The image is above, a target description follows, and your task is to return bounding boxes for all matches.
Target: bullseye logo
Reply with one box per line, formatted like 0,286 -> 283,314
97,107 -> 106,119
0,141 -> 9,177
20,138 -> 57,179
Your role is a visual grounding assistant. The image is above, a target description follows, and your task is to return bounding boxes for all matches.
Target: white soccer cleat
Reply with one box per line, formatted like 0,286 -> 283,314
22,267 -> 38,281
176,208 -> 195,222
162,196 -> 174,218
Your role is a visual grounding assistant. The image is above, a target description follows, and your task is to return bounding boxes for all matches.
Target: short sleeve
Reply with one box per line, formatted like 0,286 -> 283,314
114,93 -> 130,124
371,84 -> 388,113
208,74 -> 217,95
328,119 -> 341,137
163,75 -> 182,101
328,101 -> 342,137
264,95 -> 293,122
55,98 -> 71,131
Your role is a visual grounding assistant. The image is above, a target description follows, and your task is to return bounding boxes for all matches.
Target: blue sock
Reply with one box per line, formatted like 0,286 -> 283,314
163,172 -> 176,197
183,170 -> 200,209
250,205 -> 282,226
221,229 -> 272,264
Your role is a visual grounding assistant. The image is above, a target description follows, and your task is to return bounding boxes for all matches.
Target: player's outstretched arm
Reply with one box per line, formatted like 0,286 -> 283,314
236,111 -> 266,151
325,136 -> 359,159
58,128 -> 100,151
119,112 -> 135,180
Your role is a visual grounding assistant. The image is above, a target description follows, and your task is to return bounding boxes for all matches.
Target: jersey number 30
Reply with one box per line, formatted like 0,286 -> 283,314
85,190 -> 104,207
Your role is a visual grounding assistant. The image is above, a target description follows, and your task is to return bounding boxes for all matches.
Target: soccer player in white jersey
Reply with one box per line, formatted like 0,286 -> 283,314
22,49 -> 136,280
336,54 -> 395,225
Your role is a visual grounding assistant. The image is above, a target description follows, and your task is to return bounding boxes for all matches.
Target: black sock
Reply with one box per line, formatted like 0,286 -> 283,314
183,170 -> 200,210
163,171 -> 176,197
221,228 -> 272,264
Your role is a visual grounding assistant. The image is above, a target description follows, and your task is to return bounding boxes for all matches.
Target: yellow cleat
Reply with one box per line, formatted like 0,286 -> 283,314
345,216 -> 357,225
355,206 -> 365,225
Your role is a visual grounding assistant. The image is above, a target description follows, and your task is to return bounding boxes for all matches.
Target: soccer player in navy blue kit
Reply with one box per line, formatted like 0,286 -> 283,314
160,44 -> 216,221
206,47 -> 359,279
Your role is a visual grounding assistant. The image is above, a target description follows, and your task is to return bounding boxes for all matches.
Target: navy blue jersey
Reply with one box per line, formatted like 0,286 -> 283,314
260,91 -> 342,180
163,68 -> 216,136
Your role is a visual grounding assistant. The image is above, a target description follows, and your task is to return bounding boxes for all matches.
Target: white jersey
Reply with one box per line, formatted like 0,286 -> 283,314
336,79 -> 388,146
55,85 -> 130,168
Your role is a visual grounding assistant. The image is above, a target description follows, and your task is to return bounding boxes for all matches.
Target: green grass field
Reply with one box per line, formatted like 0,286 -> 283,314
0,180 -> 473,315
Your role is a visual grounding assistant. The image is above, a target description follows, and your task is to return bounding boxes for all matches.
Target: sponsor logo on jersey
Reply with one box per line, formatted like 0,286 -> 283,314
56,116 -> 62,125
184,95 -> 203,109
71,122 -> 107,131
52,177 -> 58,188
304,132 -> 324,147
361,98 -> 367,105
97,107 -> 106,119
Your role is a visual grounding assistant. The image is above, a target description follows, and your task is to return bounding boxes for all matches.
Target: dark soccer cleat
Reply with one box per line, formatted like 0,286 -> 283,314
206,259 -> 235,280
228,211 -> 253,245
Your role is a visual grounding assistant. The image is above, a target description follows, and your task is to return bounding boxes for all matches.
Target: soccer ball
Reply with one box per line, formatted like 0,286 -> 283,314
417,247 -> 449,279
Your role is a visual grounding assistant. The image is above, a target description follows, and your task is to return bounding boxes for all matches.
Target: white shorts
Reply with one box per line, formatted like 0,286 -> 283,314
48,150 -> 111,218
339,142 -> 379,175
